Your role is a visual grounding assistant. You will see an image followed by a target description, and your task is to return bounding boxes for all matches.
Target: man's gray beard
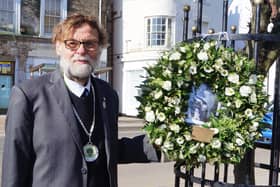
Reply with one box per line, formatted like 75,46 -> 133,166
59,56 -> 100,80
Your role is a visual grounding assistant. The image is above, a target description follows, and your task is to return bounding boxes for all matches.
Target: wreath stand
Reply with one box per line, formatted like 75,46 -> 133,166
174,1 -> 280,186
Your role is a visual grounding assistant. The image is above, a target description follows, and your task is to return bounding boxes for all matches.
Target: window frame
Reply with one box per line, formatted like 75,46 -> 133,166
39,0 -> 67,37
0,0 -> 20,34
145,16 -> 173,48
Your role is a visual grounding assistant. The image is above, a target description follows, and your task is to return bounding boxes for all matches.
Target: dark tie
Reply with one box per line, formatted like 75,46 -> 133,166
82,88 -> 89,98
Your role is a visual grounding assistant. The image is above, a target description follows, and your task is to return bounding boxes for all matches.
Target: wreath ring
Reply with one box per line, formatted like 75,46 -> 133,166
137,40 -> 268,170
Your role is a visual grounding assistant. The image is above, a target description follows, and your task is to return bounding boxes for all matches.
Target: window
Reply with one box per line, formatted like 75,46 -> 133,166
146,16 -> 172,47
40,0 -> 67,37
0,0 -> 15,32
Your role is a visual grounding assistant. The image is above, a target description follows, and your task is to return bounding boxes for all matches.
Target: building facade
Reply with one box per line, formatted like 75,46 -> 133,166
0,0 -> 113,113
112,0 -> 224,116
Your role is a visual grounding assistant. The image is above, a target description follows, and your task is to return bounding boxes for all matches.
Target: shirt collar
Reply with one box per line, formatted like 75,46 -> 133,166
64,74 -> 91,98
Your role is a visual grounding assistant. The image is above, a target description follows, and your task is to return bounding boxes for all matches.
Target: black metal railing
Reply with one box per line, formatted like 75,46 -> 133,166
176,0 -> 280,186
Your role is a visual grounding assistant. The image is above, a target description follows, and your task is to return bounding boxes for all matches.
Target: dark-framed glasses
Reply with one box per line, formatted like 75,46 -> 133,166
64,39 -> 99,51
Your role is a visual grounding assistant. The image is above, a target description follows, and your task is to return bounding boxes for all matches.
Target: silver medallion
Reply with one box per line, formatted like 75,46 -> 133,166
83,143 -> 99,162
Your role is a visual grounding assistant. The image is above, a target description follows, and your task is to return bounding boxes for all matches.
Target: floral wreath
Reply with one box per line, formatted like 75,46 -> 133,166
137,40 -> 268,170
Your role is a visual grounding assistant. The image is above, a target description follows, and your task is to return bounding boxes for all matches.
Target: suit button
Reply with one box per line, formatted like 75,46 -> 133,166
81,167 -> 88,175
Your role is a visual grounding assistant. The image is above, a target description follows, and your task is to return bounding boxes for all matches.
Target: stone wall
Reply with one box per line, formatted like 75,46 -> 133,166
68,0 -> 99,18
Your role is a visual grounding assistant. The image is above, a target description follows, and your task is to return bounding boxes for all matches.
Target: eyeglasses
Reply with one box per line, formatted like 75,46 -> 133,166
64,39 -> 99,51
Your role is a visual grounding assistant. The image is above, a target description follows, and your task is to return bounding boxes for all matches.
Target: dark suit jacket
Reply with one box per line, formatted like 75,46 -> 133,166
2,70 -> 159,187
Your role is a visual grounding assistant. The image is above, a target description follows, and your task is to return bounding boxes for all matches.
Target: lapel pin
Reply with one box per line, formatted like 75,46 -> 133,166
102,97 -> 106,109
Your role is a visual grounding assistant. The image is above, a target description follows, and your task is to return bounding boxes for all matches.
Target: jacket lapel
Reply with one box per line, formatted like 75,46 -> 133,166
49,70 -> 84,154
92,78 -> 111,166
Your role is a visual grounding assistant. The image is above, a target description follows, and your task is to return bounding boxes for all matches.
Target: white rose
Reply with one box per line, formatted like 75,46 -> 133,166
154,137 -> 163,146
236,138 -> 244,146
248,74 -> 257,85
235,99 -> 242,108
163,69 -> 172,78
245,108 -> 253,118
145,111 -> 155,122
170,124 -> 180,133
189,65 -> 197,75
176,137 -> 185,145
157,112 -> 166,122
198,154 -> 206,162
189,143 -> 199,154
169,51 -> 181,61
203,42 -> 210,50
162,81 -> 172,91
197,51 -> 208,61
153,90 -> 163,99
240,85 -> 252,97
225,87 -> 235,96
144,106 -> 151,112
220,69 -> 228,77
184,133 -> 192,141
211,139 -> 221,149
203,66 -> 214,73
250,92 -> 257,103
179,47 -> 186,53
228,73 -> 239,84
249,122 -> 259,131
163,141 -> 174,150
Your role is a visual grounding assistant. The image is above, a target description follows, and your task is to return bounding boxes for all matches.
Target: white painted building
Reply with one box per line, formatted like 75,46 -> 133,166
112,0 -> 224,116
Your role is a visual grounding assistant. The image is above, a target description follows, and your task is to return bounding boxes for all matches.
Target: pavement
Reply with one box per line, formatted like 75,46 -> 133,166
0,115 -> 279,186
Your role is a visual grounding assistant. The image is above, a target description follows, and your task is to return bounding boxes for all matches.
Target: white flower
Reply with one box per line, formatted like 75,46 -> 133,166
163,141 -> 174,150
228,73 -> 239,84
214,58 -> 224,68
211,139 -> 221,149
145,111 -> 155,122
162,81 -> 172,91
236,138 -> 244,146
189,143 -> 199,154
170,124 -> 180,133
184,133 -> 192,141
155,137 -> 163,146
203,42 -> 210,50
169,51 -> 181,61
179,47 -> 186,53
175,106 -> 181,114
197,51 -> 208,61
194,42 -> 200,48
157,112 -> 166,122
245,108 -> 253,118
144,106 -> 152,112
248,74 -> 257,85
159,124 -> 167,129
203,66 -> 214,73
249,122 -> 259,131
176,137 -> 185,145
225,87 -> 235,96
240,85 -> 252,97
225,143 -> 234,151
163,69 -> 172,78
250,92 -> 257,103
235,99 -> 242,108
198,154 -> 206,162
267,22 -> 274,33
153,90 -> 163,99
189,65 -> 197,75
177,80 -> 184,87
220,69 -> 228,77
210,128 -> 219,134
